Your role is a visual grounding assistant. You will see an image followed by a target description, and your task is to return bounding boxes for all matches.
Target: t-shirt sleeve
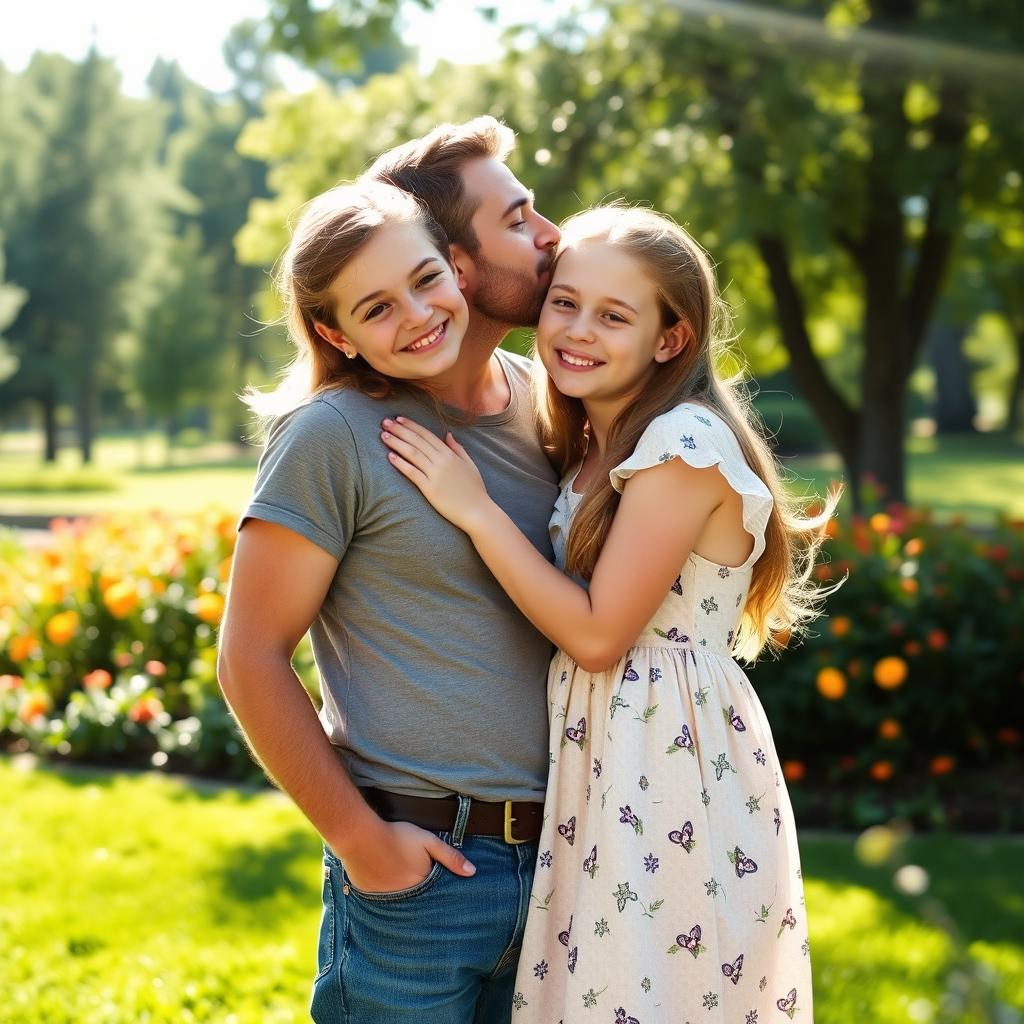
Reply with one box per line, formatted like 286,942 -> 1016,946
240,398 -> 361,561
609,403 -> 773,561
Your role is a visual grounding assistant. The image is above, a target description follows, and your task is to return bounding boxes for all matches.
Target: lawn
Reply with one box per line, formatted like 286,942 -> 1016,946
2,758 -> 1021,1024
1,428 -> 1023,521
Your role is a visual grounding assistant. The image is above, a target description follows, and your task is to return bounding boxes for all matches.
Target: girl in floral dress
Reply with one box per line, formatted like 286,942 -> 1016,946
380,205 -> 834,1023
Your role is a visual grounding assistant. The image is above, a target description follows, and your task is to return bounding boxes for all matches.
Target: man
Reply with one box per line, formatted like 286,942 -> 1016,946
218,117 -> 561,1023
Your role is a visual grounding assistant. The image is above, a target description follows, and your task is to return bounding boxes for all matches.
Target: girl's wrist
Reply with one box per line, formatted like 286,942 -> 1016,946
461,497 -> 501,539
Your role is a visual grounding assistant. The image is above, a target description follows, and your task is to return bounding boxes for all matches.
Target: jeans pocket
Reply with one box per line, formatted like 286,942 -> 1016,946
344,859 -> 445,903
332,831 -> 451,904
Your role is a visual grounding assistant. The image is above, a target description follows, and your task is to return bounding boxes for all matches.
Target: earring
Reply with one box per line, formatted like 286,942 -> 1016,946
344,351 -> 356,360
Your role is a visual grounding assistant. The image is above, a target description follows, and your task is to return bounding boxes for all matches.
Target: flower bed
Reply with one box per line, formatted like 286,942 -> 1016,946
749,501 -> 1024,829
2,504 -> 1021,827
0,510 -> 258,779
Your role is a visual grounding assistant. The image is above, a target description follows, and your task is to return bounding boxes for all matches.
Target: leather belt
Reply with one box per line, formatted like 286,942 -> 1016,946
360,787 -> 543,845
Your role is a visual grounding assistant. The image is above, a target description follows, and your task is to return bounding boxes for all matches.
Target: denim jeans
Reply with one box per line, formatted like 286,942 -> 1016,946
310,808 -> 538,1024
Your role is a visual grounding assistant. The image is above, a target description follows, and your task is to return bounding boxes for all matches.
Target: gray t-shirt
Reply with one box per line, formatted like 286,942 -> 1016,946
242,350 -> 558,801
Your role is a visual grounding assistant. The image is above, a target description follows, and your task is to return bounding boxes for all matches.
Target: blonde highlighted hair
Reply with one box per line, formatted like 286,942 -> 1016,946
244,180 -> 450,420
533,206 -> 838,661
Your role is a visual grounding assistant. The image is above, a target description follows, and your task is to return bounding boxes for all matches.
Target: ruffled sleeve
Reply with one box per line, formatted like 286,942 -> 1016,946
609,402 -> 774,567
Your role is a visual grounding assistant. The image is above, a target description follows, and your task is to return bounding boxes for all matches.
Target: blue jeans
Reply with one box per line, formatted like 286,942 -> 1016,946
311,813 -> 538,1023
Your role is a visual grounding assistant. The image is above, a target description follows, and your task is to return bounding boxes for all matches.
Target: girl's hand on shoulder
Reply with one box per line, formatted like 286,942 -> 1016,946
381,416 -> 493,532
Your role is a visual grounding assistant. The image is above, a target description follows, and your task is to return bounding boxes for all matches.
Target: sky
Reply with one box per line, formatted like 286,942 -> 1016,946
0,0 -> 565,96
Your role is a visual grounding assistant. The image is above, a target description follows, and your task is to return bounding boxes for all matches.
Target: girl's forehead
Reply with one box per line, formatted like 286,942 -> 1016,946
553,240 -> 650,287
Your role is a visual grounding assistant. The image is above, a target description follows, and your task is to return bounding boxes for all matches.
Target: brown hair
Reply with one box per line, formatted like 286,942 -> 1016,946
245,180 -> 450,419
365,115 -> 514,253
533,206 -> 838,661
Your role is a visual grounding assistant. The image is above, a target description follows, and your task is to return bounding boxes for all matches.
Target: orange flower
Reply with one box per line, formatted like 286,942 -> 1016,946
903,640 -> 922,657
874,656 -> 908,690
899,578 -> 918,596
814,564 -> 833,581
929,755 -> 955,776
782,760 -> 806,783
195,592 -> 225,626
996,727 -> 1021,746
104,580 -> 139,619
0,674 -> 25,691
128,696 -> 164,724
869,513 -> 891,534
829,616 -> 852,638
816,667 -> 847,701
144,660 -> 167,677
83,669 -> 113,690
927,629 -> 948,651
869,760 -> 894,782
218,556 -> 233,584
903,538 -> 925,558
878,718 -> 902,740
8,633 -> 38,663
113,651 -> 134,669
45,610 -> 80,646
18,692 -> 50,723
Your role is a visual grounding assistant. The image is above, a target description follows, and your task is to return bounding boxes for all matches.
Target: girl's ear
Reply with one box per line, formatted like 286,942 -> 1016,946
314,321 -> 357,359
654,319 -> 692,364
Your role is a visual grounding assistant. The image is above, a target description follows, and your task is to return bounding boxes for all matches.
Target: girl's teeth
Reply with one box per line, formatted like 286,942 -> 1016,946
562,352 -> 598,367
407,323 -> 443,351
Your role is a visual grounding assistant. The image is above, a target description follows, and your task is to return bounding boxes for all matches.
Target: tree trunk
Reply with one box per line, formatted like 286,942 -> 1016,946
754,234 -> 862,487
76,366 -> 95,464
1007,324 -> 1024,435
929,323 -> 976,434
42,383 -> 59,463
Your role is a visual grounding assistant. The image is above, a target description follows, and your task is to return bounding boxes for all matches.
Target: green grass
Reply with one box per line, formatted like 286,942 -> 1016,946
0,433 -> 259,517
783,432 -> 1024,522
2,429 -> 1021,521
2,758 -> 1021,1023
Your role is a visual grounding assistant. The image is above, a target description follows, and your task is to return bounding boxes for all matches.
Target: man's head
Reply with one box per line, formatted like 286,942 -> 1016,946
367,116 -> 560,328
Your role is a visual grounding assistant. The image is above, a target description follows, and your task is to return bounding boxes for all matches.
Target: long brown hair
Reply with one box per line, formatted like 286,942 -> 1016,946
245,180 -> 450,420
533,206 -> 837,661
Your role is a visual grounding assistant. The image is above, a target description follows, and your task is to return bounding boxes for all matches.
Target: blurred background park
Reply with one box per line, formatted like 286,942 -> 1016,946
1,1 -> 1022,1022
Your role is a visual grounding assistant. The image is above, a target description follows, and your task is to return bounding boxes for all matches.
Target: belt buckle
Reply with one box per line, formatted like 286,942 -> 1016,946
503,800 -> 529,845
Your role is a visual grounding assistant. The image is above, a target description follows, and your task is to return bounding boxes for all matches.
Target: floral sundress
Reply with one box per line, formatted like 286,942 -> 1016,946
512,403 -> 812,1024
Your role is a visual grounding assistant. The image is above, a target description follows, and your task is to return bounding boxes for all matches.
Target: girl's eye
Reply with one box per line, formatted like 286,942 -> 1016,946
604,312 -> 628,324
363,303 -> 389,322
417,271 -> 442,288
551,297 -> 575,309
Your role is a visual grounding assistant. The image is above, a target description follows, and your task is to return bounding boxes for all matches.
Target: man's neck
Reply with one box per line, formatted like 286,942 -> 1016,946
434,313 -> 514,414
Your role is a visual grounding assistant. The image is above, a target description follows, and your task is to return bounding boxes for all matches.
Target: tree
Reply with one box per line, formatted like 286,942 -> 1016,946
133,228 -> 224,452
0,51 -> 171,462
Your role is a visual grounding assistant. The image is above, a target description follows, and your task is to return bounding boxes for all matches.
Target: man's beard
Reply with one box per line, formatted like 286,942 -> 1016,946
472,252 -> 551,328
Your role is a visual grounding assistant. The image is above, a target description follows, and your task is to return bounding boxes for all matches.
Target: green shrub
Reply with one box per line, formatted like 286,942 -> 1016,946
749,488 -> 1023,828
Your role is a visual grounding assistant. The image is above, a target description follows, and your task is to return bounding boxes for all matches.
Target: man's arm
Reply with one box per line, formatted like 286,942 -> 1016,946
217,518 -> 475,890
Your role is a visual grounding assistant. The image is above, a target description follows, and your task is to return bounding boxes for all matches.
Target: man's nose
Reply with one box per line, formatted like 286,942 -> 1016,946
534,212 -> 561,250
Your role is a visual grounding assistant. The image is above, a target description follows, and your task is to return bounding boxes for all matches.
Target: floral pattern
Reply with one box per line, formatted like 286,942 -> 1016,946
514,405 -> 811,1022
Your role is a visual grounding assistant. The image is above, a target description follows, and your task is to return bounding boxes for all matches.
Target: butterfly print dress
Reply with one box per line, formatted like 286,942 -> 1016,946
513,404 -> 811,1023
